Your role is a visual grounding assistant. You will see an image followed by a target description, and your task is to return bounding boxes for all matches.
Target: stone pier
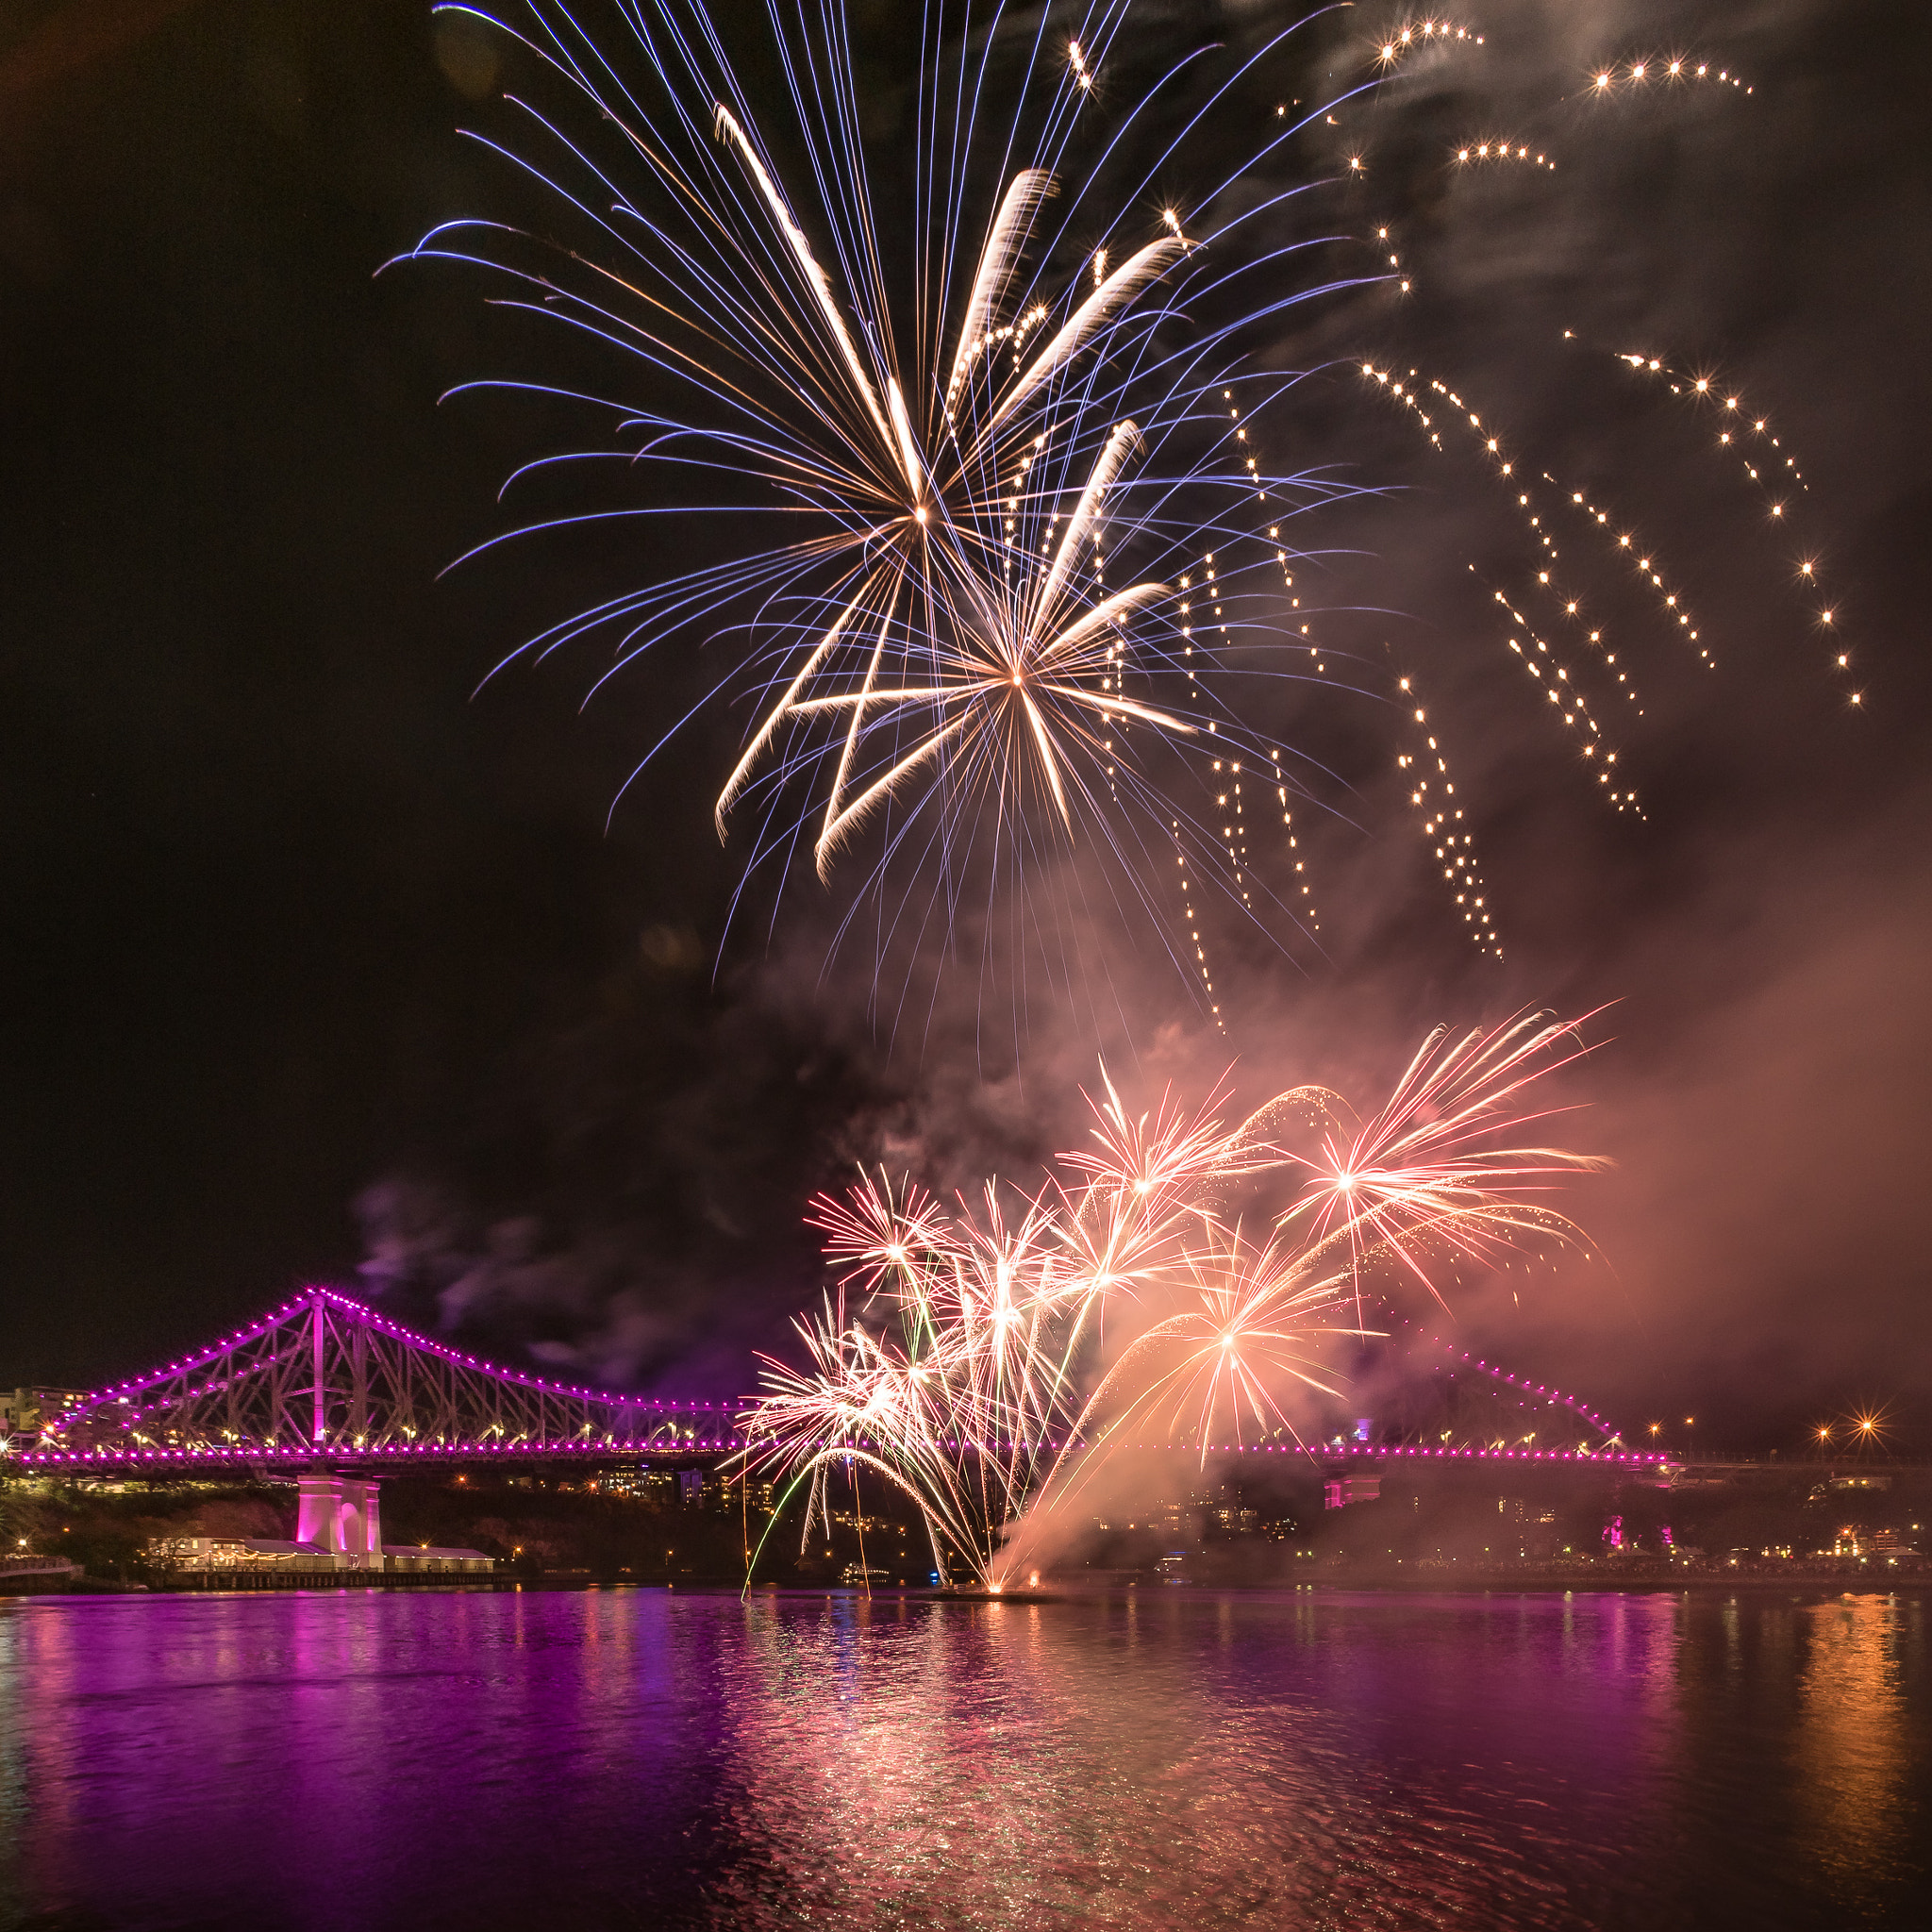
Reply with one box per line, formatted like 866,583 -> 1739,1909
294,1472 -> 383,1565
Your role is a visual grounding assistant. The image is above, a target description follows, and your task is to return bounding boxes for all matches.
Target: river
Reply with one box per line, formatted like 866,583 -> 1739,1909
2,1585 -> 1927,1928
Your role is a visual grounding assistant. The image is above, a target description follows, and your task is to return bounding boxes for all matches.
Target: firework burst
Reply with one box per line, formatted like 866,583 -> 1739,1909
413,3 -> 1868,1019
409,0 -> 1389,1010
740,1011 -> 1604,1591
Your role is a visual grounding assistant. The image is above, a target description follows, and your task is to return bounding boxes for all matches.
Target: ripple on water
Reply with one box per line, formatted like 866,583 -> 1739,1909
0,1587 -> 1927,1930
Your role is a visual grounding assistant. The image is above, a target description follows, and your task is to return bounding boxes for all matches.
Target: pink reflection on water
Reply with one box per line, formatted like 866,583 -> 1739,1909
0,1587 -> 1925,1929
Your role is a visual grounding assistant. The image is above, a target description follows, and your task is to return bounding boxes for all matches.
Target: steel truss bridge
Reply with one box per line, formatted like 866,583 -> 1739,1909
13,1288 -> 748,1473
8,1286 -> 1669,1482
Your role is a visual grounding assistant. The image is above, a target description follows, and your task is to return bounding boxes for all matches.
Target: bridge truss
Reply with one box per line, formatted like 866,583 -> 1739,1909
16,1288 -> 746,1473
8,1290 -> 1666,1480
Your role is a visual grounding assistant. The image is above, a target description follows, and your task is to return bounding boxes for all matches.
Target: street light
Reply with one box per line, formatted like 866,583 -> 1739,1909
1847,1409 -> 1888,1455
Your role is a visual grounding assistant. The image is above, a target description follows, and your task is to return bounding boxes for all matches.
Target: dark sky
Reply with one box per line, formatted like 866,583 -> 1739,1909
1,0 -> 1926,1451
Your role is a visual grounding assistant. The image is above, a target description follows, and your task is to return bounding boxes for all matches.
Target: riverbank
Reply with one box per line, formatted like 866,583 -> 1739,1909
12,1557 -> 1927,1599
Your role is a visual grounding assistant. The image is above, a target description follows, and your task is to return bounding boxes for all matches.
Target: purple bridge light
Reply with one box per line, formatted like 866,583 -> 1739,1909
10,1285 -> 1661,1477
12,1287 -> 752,1471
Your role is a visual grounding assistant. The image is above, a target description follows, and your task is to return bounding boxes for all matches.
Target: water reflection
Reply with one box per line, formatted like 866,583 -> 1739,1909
0,1587 -> 1926,1929
1794,1594 -> 1920,1907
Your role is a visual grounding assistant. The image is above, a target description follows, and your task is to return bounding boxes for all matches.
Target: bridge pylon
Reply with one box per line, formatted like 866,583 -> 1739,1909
295,1470 -> 384,1564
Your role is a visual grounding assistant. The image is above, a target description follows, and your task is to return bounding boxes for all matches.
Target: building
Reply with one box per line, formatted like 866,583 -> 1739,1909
380,1545 -> 495,1574
147,1535 -> 494,1574
598,1469 -> 678,1502
150,1537 -> 338,1571
1206,1497 -> 1261,1537
1324,1475 -> 1383,1509
1,1386 -> 91,1451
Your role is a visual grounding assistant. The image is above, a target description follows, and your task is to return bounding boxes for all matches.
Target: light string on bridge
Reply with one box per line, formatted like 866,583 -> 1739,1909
9,1287 -> 1675,1473
22,1287 -> 754,1464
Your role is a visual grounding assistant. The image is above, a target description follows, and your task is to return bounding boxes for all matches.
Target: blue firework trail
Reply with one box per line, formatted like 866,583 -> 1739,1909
405,0 -> 1395,1023
407,3 -> 1856,1022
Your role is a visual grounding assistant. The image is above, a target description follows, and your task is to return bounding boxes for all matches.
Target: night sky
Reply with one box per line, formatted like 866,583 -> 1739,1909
1,0 -> 1926,1451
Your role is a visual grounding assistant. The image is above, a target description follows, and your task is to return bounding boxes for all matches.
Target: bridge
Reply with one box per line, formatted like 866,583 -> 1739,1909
11,1288 -> 748,1472
7,1287 -> 1676,1557
8,1289 -> 749,1564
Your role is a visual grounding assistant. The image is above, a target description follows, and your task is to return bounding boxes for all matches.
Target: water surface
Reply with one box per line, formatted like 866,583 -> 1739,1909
2,1586 -> 1928,1928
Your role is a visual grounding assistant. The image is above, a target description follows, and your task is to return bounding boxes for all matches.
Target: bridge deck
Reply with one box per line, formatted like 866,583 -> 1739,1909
13,1440 -> 1676,1474
8,1285 -> 1704,1478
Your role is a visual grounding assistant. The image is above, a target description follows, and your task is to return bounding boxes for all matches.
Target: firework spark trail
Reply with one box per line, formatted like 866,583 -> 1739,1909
1401,363 -> 1708,690
1270,1011 -> 1608,1310
1349,334 -> 1851,826
1391,675 -> 1504,953
1454,140 -> 1555,171
1348,329 -> 1853,822
1386,332 -> 1861,717
1486,583 -> 1620,747
1573,341 -> 1861,706
409,0 -> 1411,1020
412,2 -> 1870,1027
1372,17 -> 1486,73
1183,367 -> 1507,953
741,1012 -> 1604,1590
1329,14 -> 1863,886
1357,359 -> 1667,768
1585,53 -> 1754,101
1443,39 -> 1757,165
1165,347 -> 1508,954
1361,18 -> 1751,166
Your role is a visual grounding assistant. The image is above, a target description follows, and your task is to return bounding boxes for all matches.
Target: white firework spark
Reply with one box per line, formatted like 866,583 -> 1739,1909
407,0 -> 1377,1005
